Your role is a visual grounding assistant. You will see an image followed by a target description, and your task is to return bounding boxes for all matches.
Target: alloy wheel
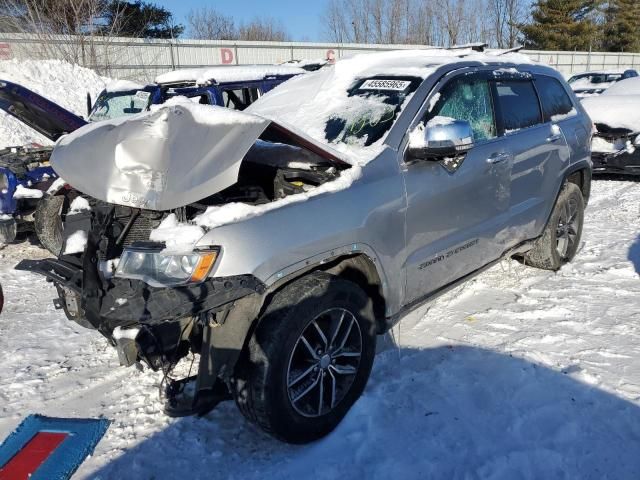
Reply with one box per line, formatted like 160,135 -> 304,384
556,196 -> 579,258
286,308 -> 363,418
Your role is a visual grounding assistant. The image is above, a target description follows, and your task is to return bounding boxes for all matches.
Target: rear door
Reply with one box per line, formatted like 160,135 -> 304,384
402,72 -> 512,303
493,75 -> 570,247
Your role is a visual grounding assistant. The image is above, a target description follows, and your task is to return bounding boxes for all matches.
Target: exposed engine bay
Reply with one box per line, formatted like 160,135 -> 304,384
23,133 -> 345,391
0,144 -> 53,175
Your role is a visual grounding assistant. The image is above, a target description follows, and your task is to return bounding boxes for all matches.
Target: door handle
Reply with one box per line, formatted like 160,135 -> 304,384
487,152 -> 511,164
547,125 -> 563,142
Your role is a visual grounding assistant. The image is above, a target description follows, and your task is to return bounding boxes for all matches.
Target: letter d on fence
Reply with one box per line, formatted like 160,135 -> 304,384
221,48 -> 234,64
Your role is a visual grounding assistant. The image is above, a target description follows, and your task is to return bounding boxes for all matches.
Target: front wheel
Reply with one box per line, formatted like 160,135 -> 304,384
232,272 -> 376,443
524,182 -> 585,270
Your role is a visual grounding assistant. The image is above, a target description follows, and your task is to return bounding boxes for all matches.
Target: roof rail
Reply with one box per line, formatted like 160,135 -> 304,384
448,43 -> 488,52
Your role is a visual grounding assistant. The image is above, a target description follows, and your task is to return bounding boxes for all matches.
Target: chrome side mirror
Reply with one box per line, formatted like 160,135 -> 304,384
407,118 -> 474,161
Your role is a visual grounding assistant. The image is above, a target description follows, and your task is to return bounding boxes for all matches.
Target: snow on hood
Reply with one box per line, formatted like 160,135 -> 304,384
602,77 -> 640,96
50,103 -> 271,211
155,65 -> 305,86
582,95 -> 640,133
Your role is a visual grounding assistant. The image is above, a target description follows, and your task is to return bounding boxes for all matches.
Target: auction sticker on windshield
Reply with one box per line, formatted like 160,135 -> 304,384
360,79 -> 411,91
135,90 -> 151,101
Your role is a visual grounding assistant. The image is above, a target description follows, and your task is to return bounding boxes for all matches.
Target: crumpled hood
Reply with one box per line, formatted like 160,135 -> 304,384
51,100 -> 349,211
51,103 -> 271,211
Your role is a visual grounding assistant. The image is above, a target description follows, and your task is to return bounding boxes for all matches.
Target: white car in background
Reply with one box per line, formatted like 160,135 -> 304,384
567,69 -> 638,98
582,76 -> 640,175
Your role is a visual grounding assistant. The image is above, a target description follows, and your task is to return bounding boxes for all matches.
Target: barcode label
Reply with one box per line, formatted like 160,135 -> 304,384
360,79 -> 411,91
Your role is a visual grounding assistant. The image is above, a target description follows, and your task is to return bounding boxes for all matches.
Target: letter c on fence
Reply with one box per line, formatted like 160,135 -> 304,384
326,49 -> 336,63
221,48 -> 234,64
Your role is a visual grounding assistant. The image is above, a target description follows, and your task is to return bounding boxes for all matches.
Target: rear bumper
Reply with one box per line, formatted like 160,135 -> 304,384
16,258 -> 266,331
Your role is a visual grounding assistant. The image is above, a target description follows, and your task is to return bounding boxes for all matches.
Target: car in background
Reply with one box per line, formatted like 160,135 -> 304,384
567,69 -> 639,98
0,65 -> 304,248
582,76 -> 640,176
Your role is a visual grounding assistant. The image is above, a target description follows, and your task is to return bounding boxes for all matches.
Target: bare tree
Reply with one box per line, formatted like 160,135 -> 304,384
187,7 -> 236,40
321,0 -> 521,47
237,17 -> 290,42
489,0 -> 526,48
0,0 -> 165,78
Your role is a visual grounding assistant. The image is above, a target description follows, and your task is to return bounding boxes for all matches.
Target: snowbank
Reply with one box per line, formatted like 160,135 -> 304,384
0,59 -> 108,148
1,179 -> 639,479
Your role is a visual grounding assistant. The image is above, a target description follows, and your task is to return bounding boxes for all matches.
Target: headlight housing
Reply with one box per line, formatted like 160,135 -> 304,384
115,248 -> 219,287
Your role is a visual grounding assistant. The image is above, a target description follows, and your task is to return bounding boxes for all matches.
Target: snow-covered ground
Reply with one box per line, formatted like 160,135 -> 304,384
1,59 -> 639,479
0,177 -> 638,479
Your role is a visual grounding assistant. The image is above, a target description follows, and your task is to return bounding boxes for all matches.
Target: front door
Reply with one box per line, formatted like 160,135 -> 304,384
402,73 -> 511,304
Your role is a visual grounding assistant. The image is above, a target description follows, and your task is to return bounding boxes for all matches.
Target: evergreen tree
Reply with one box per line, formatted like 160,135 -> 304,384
101,0 -> 184,39
602,0 -> 640,52
520,0 -> 598,50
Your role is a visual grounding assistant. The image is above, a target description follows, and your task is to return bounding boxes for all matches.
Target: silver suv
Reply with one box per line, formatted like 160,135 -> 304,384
18,50 -> 592,443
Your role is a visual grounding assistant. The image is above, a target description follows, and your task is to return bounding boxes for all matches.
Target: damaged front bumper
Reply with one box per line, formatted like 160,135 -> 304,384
591,131 -> 640,176
16,257 -> 267,415
592,149 -> 640,175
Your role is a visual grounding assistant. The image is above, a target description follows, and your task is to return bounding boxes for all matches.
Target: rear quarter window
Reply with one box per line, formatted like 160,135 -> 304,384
535,76 -> 575,121
495,80 -> 542,132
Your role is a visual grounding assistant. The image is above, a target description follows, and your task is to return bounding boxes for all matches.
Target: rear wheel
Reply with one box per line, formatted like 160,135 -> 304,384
34,195 -> 65,256
524,182 -> 584,270
232,272 -> 376,443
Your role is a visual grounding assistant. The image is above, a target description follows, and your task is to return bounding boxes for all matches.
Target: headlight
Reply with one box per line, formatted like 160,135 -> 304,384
115,248 -> 219,287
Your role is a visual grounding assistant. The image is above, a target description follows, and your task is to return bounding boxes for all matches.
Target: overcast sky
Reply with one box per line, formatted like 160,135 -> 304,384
153,0 -> 329,41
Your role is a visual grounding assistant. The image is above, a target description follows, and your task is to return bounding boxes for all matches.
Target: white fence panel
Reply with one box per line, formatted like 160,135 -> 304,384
1,33 -> 639,82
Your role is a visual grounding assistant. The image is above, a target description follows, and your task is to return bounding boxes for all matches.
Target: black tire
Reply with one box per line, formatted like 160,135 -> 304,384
524,182 -> 584,271
232,272 -> 376,444
34,195 -> 65,256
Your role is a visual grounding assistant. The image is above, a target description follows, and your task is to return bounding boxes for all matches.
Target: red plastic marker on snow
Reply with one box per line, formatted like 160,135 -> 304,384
0,432 -> 68,480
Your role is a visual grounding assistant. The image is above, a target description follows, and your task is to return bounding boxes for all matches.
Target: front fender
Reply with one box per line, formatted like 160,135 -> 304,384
196,150 -> 407,315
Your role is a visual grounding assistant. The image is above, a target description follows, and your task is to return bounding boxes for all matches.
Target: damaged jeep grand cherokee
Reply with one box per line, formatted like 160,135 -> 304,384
18,49 -> 592,443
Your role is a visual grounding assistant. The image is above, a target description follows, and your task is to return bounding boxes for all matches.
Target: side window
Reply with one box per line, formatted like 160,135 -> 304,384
221,87 -> 261,111
495,80 -> 542,132
427,77 -> 497,141
222,89 -> 247,110
535,76 -> 575,121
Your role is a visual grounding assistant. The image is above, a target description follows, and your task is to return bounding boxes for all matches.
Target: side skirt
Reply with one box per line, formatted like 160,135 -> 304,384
384,238 -> 536,330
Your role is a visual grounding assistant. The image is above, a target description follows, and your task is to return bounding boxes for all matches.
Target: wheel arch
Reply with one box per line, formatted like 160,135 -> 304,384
261,252 -> 388,335
565,163 -> 592,206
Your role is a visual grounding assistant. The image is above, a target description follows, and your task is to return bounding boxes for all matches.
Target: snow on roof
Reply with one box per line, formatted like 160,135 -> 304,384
248,49 -> 534,162
154,65 -> 306,86
570,70 -> 628,76
104,79 -> 146,92
602,77 -> 640,96
582,94 -> 640,132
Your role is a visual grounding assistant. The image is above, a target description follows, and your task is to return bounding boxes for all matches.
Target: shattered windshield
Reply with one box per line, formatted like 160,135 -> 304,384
89,90 -> 153,122
324,77 -> 421,147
